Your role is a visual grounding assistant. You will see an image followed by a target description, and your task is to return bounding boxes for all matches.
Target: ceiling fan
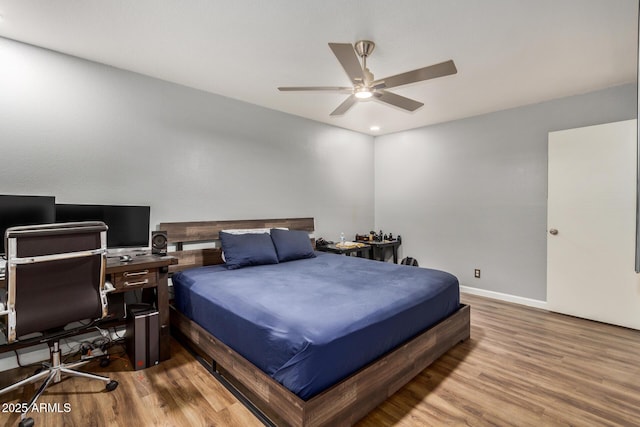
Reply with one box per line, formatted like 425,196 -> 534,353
278,40 -> 457,116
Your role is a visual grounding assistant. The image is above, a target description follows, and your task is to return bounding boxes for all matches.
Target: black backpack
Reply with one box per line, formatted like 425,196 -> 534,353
401,257 -> 418,267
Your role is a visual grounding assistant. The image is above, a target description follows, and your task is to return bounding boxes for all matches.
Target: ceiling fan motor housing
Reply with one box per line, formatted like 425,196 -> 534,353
355,40 -> 375,58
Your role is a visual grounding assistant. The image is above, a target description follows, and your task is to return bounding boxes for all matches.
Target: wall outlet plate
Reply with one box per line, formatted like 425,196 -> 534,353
474,269 -> 481,278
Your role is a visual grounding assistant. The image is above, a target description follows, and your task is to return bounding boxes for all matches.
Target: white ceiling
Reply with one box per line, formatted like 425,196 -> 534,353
0,0 -> 637,135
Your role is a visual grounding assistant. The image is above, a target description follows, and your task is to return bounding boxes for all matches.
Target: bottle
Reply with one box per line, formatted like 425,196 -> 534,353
340,232 -> 345,245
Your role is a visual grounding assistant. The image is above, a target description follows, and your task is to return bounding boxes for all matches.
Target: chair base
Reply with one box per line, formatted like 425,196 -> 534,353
0,341 -> 118,425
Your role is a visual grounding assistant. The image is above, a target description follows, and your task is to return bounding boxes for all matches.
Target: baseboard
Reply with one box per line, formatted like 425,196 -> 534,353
460,285 -> 548,310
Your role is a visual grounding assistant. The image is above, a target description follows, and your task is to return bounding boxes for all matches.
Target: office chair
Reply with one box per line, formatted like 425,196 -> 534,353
0,222 -> 118,427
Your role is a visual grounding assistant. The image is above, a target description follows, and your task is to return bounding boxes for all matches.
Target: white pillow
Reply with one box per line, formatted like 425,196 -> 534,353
221,228 -> 272,235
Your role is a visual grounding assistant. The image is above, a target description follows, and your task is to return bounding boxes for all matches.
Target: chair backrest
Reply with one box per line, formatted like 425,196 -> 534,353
4,221 -> 108,342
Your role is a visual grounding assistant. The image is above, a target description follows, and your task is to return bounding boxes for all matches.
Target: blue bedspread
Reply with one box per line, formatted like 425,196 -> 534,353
172,251 -> 459,400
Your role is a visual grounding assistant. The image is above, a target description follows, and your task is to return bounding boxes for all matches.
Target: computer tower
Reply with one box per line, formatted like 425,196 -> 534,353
125,305 -> 159,370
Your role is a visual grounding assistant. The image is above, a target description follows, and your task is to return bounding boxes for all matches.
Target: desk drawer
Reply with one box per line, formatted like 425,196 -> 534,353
113,268 -> 158,290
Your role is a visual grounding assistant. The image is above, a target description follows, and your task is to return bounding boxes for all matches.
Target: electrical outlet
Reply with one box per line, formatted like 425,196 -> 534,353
474,269 -> 481,278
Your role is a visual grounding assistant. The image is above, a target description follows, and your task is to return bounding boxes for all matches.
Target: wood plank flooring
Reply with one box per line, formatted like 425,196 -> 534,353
2,293 -> 640,426
360,294 -> 640,426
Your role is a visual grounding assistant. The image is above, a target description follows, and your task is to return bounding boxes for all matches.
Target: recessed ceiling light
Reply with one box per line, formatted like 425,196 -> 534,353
370,126 -> 380,131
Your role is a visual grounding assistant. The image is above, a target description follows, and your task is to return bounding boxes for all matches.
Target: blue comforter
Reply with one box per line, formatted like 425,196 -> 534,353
172,251 -> 459,399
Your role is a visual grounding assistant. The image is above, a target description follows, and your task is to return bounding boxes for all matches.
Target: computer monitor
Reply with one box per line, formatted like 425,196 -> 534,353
0,195 -> 56,255
55,204 -> 150,250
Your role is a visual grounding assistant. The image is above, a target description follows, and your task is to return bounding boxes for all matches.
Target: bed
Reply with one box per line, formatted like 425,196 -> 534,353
162,218 -> 470,426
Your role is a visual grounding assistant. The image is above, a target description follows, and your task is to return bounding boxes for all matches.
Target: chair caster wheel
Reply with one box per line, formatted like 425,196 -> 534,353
106,380 -> 118,392
99,357 -> 110,368
19,417 -> 35,427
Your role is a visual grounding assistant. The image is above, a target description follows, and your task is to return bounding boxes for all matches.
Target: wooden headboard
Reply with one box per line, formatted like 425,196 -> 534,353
158,217 -> 315,273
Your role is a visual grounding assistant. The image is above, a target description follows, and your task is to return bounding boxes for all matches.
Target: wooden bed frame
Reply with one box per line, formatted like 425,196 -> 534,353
160,218 -> 470,426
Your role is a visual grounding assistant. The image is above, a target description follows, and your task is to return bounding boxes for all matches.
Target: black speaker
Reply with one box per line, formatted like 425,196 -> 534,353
151,230 -> 167,255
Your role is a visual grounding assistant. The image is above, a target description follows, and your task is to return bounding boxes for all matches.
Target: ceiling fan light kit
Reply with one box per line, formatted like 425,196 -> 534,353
278,40 -> 457,116
354,87 -> 373,99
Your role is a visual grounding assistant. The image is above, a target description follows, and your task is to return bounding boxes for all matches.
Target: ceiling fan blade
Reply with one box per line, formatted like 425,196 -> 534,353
374,90 -> 423,112
330,95 -> 357,116
329,43 -> 365,85
278,86 -> 352,92
373,60 -> 457,89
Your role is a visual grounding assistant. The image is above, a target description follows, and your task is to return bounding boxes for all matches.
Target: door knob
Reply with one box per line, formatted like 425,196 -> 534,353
549,229 -> 558,235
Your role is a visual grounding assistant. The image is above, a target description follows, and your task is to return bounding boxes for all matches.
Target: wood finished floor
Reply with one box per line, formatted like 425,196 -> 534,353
1,293 -> 640,426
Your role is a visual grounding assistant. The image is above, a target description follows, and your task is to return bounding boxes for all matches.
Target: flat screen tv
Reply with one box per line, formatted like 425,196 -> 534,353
55,204 -> 150,250
0,195 -> 56,255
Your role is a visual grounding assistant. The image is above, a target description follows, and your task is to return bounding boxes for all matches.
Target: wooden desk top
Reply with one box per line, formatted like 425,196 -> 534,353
106,254 -> 177,273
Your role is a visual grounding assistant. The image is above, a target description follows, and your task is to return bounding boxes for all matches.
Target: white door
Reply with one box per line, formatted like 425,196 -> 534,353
547,119 -> 640,330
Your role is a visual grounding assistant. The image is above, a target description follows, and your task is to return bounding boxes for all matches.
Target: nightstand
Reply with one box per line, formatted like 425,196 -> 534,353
356,239 -> 402,263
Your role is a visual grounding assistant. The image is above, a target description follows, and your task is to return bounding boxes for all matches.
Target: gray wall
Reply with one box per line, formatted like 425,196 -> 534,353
0,36 -> 636,305
375,84 -> 636,301
0,37 -> 374,241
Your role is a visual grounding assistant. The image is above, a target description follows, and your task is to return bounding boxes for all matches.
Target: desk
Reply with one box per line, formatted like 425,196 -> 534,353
356,240 -> 402,263
106,255 -> 176,361
0,254 -> 176,362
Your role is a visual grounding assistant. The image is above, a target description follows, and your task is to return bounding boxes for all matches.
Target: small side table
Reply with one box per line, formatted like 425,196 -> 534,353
356,239 -> 401,263
317,243 -> 371,258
